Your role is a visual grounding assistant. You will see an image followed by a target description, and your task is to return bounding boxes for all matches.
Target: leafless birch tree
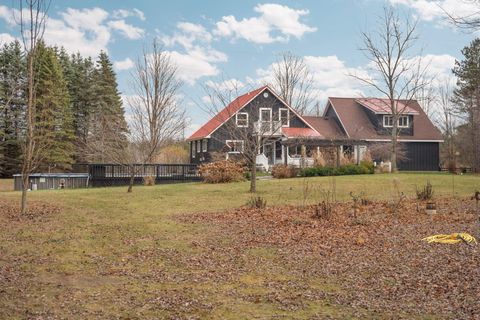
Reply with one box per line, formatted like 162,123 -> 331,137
351,7 -> 429,172
271,52 -> 314,115
17,0 -> 50,214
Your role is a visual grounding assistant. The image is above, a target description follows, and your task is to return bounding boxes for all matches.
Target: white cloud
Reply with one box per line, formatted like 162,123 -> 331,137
205,78 -> 245,91
160,22 -> 227,85
112,8 -> 145,21
0,6 -> 145,57
114,57 -> 135,71
389,0 -> 479,25
108,20 -> 144,40
214,3 -> 317,44
0,33 -> 16,46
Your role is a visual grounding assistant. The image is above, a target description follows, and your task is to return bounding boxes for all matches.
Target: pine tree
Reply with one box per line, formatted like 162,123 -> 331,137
87,51 -> 129,162
453,38 -> 480,172
34,42 -> 75,170
0,40 -> 26,177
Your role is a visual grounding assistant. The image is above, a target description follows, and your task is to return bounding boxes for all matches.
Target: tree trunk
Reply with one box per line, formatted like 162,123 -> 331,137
127,165 -> 135,193
249,159 -> 257,193
391,113 -> 398,173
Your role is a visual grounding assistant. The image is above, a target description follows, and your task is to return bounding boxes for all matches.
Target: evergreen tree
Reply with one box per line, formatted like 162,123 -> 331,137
87,51 -> 129,162
0,40 -> 26,177
34,42 -> 75,170
452,38 -> 480,171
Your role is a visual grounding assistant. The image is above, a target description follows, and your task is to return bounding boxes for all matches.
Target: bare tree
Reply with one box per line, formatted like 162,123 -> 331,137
351,7 -> 429,172
87,40 -> 185,193
17,0 -> 50,214
271,52 -> 314,115
443,2 -> 480,31
125,39 -> 186,191
436,80 -> 457,167
201,84 -> 285,193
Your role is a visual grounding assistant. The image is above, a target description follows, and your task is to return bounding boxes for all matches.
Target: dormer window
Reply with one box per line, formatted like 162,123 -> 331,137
383,115 -> 409,128
236,112 -> 248,127
279,108 -> 289,127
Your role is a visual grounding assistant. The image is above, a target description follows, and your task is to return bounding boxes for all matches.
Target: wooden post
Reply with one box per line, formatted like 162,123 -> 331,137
284,145 -> 288,165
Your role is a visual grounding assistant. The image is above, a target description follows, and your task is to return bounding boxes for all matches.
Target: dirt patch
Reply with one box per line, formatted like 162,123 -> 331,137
181,197 -> 480,319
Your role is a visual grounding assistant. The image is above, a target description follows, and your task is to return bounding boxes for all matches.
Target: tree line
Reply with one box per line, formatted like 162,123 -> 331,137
0,40 -> 128,177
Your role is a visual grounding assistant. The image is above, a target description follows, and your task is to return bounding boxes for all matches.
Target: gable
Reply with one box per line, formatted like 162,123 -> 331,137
187,86 -> 318,141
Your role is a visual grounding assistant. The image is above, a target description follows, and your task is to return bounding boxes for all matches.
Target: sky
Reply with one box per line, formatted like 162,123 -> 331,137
0,0 -> 477,136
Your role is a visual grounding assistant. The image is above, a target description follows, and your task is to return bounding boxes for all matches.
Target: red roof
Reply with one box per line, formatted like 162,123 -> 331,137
355,98 -> 419,115
281,127 -> 321,138
187,86 -> 267,141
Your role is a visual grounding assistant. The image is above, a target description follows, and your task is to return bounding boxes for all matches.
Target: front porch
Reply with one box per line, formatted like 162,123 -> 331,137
255,138 -> 369,172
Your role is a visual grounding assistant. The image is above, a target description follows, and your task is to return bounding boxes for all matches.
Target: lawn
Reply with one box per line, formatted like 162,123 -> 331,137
1,173 -> 479,319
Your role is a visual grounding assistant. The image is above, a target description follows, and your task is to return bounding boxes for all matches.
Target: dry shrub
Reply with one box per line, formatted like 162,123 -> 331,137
313,150 -> 326,167
143,176 -> 155,186
271,164 -> 298,179
363,150 -> 373,163
198,160 -> 245,183
340,153 -> 354,165
155,144 -> 189,164
246,196 -> 267,209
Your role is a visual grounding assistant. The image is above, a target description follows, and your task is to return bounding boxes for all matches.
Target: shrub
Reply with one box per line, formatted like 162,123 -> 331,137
416,181 -> 434,200
198,160 -> 245,183
246,196 -> 267,209
299,164 -> 374,177
271,164 -> 298,179
143,176 -> 155,186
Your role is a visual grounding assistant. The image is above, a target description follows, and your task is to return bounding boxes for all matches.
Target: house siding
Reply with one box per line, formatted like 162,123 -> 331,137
397,142 -> 440,171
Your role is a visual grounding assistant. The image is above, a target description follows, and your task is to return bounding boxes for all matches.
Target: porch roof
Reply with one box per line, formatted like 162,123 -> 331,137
280,137 -> 367,146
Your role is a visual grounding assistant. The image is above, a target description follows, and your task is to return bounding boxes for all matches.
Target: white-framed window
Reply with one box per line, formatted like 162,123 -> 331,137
398,115 -> 409,128
259,108 -> 272,122
202,139 -> 208,152
192,141 -> 196,158
196,140 -> 201,153
383,115 -> 394,127
236,112 -> 248,127
226,140 -> 244,153
383,115 -> 409,128
279,108 -> 289,127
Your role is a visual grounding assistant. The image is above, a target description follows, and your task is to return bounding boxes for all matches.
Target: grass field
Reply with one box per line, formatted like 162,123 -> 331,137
1,173 -> 479,319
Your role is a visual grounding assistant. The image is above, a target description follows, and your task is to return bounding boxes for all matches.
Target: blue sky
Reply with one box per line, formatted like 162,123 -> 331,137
0,0 -> 476,135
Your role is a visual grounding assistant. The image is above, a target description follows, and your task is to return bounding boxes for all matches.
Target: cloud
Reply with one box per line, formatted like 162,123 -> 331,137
108,20 -> 144,39
160,22 -> 227,85
114,57 -> 135,71
0,5 -> 145,57
0,33 -> 16,46
389,0 -> 479,25
214,3 -> 317,44
112,8 -> 145,21
205,78 -> 245,91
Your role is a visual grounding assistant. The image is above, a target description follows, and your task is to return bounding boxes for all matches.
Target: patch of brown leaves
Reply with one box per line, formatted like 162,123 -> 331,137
182,197 -> 480,319
0,198 -> 61,220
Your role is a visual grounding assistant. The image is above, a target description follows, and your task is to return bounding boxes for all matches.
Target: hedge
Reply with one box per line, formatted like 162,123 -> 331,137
299,161 -> 374,177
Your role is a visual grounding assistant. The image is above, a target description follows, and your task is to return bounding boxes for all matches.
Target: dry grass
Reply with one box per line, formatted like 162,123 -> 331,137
0,179 -> 13,192
0,173 -> 479,319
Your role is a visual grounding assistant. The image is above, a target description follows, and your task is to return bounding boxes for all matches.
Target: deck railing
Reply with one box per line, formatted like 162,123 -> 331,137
88,163 -> 201,187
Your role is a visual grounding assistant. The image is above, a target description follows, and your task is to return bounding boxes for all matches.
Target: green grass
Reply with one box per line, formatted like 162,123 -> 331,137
1,173 -> 479,319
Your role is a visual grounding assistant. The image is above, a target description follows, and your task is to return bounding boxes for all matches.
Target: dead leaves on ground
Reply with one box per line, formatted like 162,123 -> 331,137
181,197 -> 480,319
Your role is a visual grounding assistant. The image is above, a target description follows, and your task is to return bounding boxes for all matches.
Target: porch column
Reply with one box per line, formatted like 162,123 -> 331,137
336,145 -> 341,168
301,145 -> 307,168
283,145 -> 288,165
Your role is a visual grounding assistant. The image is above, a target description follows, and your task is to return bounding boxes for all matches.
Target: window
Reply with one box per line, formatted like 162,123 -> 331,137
398,116 -> 409,128
236,112 -> 248,127
383,115 -> 409,128
279,108 -> 289,127
383,115 -> 394,127
260,108 -> 272,122
202,139 -> 208,152
196,140 -> 201,153
226,140 -> 244,153
192,141 -> 196,158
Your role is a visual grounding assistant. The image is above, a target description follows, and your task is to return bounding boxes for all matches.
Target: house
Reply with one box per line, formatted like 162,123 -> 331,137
186,86 -> 443,171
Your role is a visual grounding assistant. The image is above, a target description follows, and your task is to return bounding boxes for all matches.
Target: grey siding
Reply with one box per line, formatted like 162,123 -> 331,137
397,142 -> 440,171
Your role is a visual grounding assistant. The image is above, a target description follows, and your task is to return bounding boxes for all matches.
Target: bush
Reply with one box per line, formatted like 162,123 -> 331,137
143,176 -> 155,186
299,163 -> 374,177
246,196 -> 267,209
416,181 -> 434,200
198,160 -> 245,183
271,164 -> 298,179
